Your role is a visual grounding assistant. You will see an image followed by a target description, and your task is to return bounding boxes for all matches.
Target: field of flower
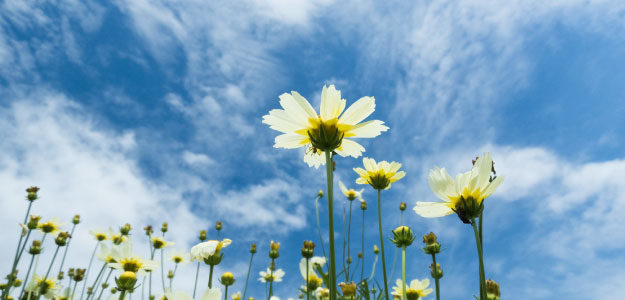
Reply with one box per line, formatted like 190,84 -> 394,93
1,85 -> 504,300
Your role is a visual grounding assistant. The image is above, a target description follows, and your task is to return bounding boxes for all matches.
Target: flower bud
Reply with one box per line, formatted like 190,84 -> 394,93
26,186 -> 40,201
373,245 -> 379,254
57,272 -> 64,280
357,252 -> 363,259
161,222 -> 168,233
269,241 -> 280,259
317,190 -> 324,198
110,288 -> 118,294
101,283 -> 109,289
301,241 -> 315,258
120,223 -> 132,236
423,232 -> 441,254
144,225 -> 153,236
199,230 -> 207,241
29,240 -> 42,255
429,263 -> 443,279
68,268 -> 75,279
55,232 -> 71,246
399,202 -> 406,211
360,201 -> 367,210
12,279 -> 21,288
215,221 -> 222,231
72,215 -> 81,225
203,253 -> 223,266
87,287 -> 93,295
220,272 -> 235,286
298,294 -> 303,299
74,269 -> 86,282
250,243 -> 257,254
152,237 -> 166,249
115,271 -> 137,291
167,270 -> 174,279
338,282 -> 357,297
391,226 -> 415,248
486,279 -> 500,300
27,215 -> 41,230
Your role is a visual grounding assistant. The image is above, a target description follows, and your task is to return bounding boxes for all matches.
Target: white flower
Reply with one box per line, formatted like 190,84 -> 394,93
414,152 -> 504,218
391,278 -> 433,298
190,239 -> 232,261
199,288 -> 222,300
231,291 -> 241,300
258,268 -> 285,283
354,157 -> 406,190
262,85 -> 389,168
109,241 -> 158,276
96,243 -> 121,264
338,181 -> 364,201
37,218 -> 64,237
168,249 -> 190,265
163,290 -> 193,300
25,274 -> 60,299
314,287 -> 330,300
88,229 -> 109,241
299,256 -> 326,279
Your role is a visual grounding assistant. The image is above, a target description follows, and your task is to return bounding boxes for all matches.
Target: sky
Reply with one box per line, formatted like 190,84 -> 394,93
1,0 -> 625,299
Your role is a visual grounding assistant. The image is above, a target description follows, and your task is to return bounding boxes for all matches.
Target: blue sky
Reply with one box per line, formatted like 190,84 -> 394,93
1,1 -> 625,299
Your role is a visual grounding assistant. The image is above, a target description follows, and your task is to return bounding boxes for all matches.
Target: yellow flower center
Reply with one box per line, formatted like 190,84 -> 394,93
95,234 -> 106,241
40,223 -> 57,233
173,256 -> 183,263
346,190 -> 358,200
120,258 -> 143,272
405,289 -> 421,300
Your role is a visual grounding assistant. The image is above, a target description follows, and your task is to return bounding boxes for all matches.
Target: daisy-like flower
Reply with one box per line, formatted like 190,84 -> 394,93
354,157 -> 406,190
314,287 -> 330,300
299,258 -> 324,292
414,153 -> 504,223
110,242 -> 158,276
37,218 -> 63,237
258,268 -> 285,283
200,288 -> 222,300
190,239 -> 232,261
391,279 -> 433,300
262,85 -> 389,168
106,228 -> 127,245
25,274 -> 60,299
96,243 -> 121,264
231,291 -> 241,300
168,249 -> 190,265
89,229 -> 109,242
338,181 -> 364,201
152,237 -> 174,249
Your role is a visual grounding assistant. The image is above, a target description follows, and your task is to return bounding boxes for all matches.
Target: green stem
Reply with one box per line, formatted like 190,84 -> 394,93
193,262 -> 200,298
19,255 -> 36,298
149,248 -> 155,300
96,268 -> 113,300
243,253 -> 255,300
360,209 -> 365,283
208,264 -> 214,288
376,189 -> 389,300
43,245 -> 61,281
57,223 -> 77,276
324,151 -> 337,300
80,242 -> 100,300
15,230 -> 33,269
7,201 -> 33,295
367,254 -> 378,281
346,200 -> 353,282
71,280 -> 79,300
118,290 -> 127,300
401,247 -> 406,300
86,263 -> 107,300
315,195 -> 327,259
305,258 -> 310,300
268,259 -> 275,299
160,249 -> 166,293
224,286 -> 228,300
389,211 -> 403,282
431,254 -> 440,300
471,219 -> 486,300
169,264 -> 178,290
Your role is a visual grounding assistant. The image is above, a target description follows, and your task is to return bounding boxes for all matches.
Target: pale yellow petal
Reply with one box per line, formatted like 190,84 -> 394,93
355,177 -> 368,185
353,167 -> 367,177
279,92 -> 316,123
413,202 -> 454,218
390,171 -> 405,182
335,139 -> 365,158
320,85 -> 345,120
338,96 -> 375,125
338,181 -> 349,196
378,161 -> 391,172
388,161 -> 402,173
363,157 -> 377,172
482,175 -> 504,198
346,120 -> 389,138
304,151 -> 326,169
262,109 -> 308,133
428,167 -> 457,202
274,134 -> 308,149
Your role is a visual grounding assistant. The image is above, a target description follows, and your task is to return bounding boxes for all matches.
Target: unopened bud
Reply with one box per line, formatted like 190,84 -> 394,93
199,230 -> 207,241
215,221 -> 222,231
27,215 -> 41,230
338,282 -> 357,297
26,186 -> 40,201
346,256 -> 352,264
161,222 -> 168,233
429,263 -> 443,279
360,200 -> 367,210
87,287 -> 93,295
57,272 -> 64,280
423,232 -> 441,254
250,243 -> 257,254
102,283 -> 109,289
220,272 -> 235,286
74,269 -> 86,282
317,190 -> 324,198
55,232 -> 71,246
72,215 -> 81,225
373,245 -> 379,254
115,271 -> 137,291
399,202 -> 406,211
167,270 -> 174,279
269,240 -> 280,259
12,279 -> 21,288
486,279 -> 500,300
298,294 -> 303,299
120,223 -> 132,236
357,252 -> 363,259
110,288 -> 118,294
68,268 -> 75,279
29,240 -> 42,255
391,226 -> 415,248
144,225 -> 153,236
301,240 -> 315,258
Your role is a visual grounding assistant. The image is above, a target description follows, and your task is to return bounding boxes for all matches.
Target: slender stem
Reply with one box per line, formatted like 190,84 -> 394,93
119,290 -> 127,300
305,258 -> 310,300
401,247 -> 406,300
479,211 -> 483,298
28,255 -> 39,300
19,255 -> 36,298
96,268 -> 113,300
43,245 -> 61,281
324,151 -> 337,300
360,209 -> 365,283
376,189 -> 389,300
9,201 -> 33,282
242,253 -> 255,300
367,254 -> 378,281
160,249 -> 166,293
471,219 -> 486,300
389,211 -> 403,282
15,230 -> 33,267
58,224 -> 77,276
315,196 -> 327,259
149,248 -> 155,300
223,286 -> 228,300
193,262 -> 200,298
342,204 -> 347,282
169,264 -> 178,290
268,259 -> 274,299
71,280 -> 79,300
80,242 -> 100,300
208,265 -> 214,288
346,200 -> 353,282
431,254 -> 440,300
86,263 -> 107,300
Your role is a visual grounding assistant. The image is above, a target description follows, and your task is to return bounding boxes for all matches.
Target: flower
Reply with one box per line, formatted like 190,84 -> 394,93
314,287 -> 329,300
25,274 -> 60,299
190,239 -> 232,261
151,237 -> 174,249
338,181 -> 364,201
97,244 -> 121,264
258,268 -> 285,283
168,249 -> 190,265
199,288 -> 222,300
109,242 -> 158,276
391,279 -> 433,300
37,218 -> 63,237
354,157 -> 405,190
107,229 -> 127,245
163,291 -> 193,300
89,229 -> 109,241
414,153 -> 504,222
299,258 -> 323,292
231,292 -> 241,300
262,85 -> 389,168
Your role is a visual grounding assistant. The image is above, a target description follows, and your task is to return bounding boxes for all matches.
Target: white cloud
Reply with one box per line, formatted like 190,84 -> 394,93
182,151 -> 214,166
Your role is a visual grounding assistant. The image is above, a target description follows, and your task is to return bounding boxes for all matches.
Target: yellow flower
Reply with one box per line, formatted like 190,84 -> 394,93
25,275 -> 60,299
391,278 -> 433,300
88,229 -> 108,241
151,237 -> 174,249
414,153 -> 504,221
231,292 -> 241,300
262,85 -> 389,168
37,218 -> 63,237
338,181 -> 363,201
353,157 -> 405,190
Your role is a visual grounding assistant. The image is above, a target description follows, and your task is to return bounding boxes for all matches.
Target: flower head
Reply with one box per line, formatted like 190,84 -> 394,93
338,181 -> 364,201
231,292 -> 241,300
262,85 -> 389,168
89,229 -> 109,242
414,153 -> 504,223
163,290 -> 193,300
258,268 -> 284,283
25,274 -> 60,299
37,218 -> 63,237
199,288 -> 222,300
97,243 -> 121,264
110,242 -> 158,276
152,237 -> 174,249
354,158 -> 405,190
190,239 -> 231,263
391,279 -> 433,300
168,249 -> 190,265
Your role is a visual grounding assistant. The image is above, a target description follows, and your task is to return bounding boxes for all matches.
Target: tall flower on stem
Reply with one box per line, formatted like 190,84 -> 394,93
338,181 -> 362,282
194,230 -> 207,298
390,226 -> 415,300
422,232 -> 442,300
263,85 -> 388,300
242,243 -> 256,300
190,239 -> 232,289
414,153 -> 503,300
354,157 -> 405,300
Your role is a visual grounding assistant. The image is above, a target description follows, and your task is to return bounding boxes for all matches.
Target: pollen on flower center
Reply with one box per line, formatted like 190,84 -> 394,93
120,259 -> 142,272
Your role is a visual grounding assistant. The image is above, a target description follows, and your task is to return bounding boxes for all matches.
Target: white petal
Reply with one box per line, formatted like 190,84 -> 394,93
335,139 -> 365,158
353,167 -> 367,177
279,92 -> 317,123
338,96 -> 375,125
482,175 -> 504,198
274,134 -> 307,149
470,152 -> 493,192
262,109 -> 308,133
320,85 -> 345,120
347,120 -> 389,138
388,162 -> 402,173
413,202 -> 454,218
390,171 -> 405,182
363,157 -> 377,172
338,181 -> 349,196
427,167 -> 457,202
304,150 -> 326,168
200,288 -> 222,300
